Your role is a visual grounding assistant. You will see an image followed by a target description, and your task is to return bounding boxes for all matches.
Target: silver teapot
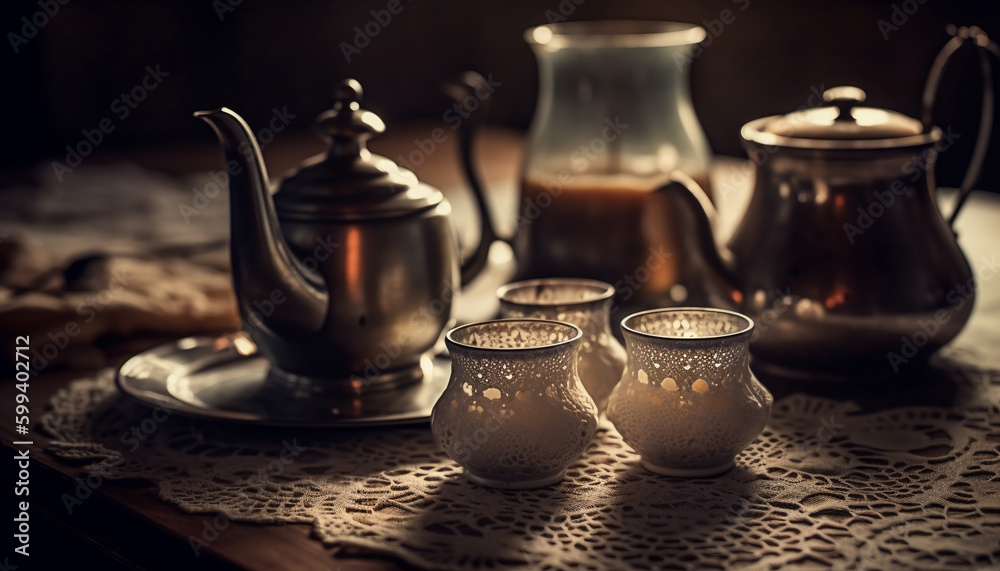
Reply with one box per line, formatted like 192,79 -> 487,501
196,79 -> 496,393
654,28 -> 996,381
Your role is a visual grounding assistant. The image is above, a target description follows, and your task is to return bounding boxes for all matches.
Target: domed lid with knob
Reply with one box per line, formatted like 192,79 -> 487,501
275,79 -> 443,220
743,86 -> 940,150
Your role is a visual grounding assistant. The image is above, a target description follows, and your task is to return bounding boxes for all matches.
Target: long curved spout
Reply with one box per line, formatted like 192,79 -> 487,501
195,108 -> 327,339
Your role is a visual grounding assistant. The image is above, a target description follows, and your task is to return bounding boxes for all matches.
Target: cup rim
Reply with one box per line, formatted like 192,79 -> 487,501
621,307 -> 754,340
524,21 -> 707,48
446,318 -> 583,352
497,278 -> 615,309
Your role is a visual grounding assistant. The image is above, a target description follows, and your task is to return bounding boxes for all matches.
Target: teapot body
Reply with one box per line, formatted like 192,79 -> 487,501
732,140 -> 974,379
254,198 -> 460,390
653,28 -> 998,382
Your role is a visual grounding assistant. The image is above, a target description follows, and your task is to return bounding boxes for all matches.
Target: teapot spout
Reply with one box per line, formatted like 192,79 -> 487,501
195,108 -> 328,338
652,173 -> 743,310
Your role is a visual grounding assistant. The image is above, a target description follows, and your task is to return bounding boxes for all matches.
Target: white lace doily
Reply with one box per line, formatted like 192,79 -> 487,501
40,343 -> 1000,571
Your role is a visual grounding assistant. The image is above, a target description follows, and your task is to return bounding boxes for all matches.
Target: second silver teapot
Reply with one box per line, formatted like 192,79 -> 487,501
656,28 -> 996,381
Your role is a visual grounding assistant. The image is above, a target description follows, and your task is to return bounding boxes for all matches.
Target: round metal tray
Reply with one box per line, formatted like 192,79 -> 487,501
115,334 -> 450,427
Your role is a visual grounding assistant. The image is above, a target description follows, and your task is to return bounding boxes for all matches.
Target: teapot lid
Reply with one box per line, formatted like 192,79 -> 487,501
744,86 -> 939,150
275,80 -> 442,221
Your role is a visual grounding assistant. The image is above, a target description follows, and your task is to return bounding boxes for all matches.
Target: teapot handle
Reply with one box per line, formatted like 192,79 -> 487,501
443,71 -> 502,286
921,25 -> 999,228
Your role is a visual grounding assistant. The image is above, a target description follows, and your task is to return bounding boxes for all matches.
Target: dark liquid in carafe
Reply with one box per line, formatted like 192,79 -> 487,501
515,173 -> 712,302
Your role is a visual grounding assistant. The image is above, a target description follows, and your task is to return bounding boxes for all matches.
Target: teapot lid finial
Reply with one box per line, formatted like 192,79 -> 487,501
822,86 -> 866,122
748,84 -> 928,147
314,79 -> 386,159
275,79 -> 442,221
334,78 -> 363,107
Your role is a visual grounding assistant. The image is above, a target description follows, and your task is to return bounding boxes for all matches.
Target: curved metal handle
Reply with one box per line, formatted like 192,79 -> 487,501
922,25 -> 999,228
651,173 -> 742,309
444,71 -> 503,286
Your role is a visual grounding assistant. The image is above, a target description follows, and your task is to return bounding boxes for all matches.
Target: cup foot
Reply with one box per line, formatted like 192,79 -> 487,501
464,470 -> 566,489
640,459 -> 735,478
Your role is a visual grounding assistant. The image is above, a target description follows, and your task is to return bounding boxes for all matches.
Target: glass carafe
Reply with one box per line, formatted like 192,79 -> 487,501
517,21 -> 713,307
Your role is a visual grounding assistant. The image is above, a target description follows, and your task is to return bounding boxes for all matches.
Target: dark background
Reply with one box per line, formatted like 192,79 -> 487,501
3,0 -> 1000,189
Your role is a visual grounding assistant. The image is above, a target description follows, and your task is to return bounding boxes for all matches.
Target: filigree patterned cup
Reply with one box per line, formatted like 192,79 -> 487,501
607,308 -> 772,477
432,319 -> 598,489
497,279 -> 626,411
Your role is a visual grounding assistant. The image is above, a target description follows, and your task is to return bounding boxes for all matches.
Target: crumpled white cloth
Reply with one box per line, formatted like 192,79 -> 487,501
0,164 -> 237,369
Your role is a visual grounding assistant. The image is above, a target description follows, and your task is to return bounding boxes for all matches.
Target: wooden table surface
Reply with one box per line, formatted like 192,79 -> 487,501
3,125 -> 998,570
